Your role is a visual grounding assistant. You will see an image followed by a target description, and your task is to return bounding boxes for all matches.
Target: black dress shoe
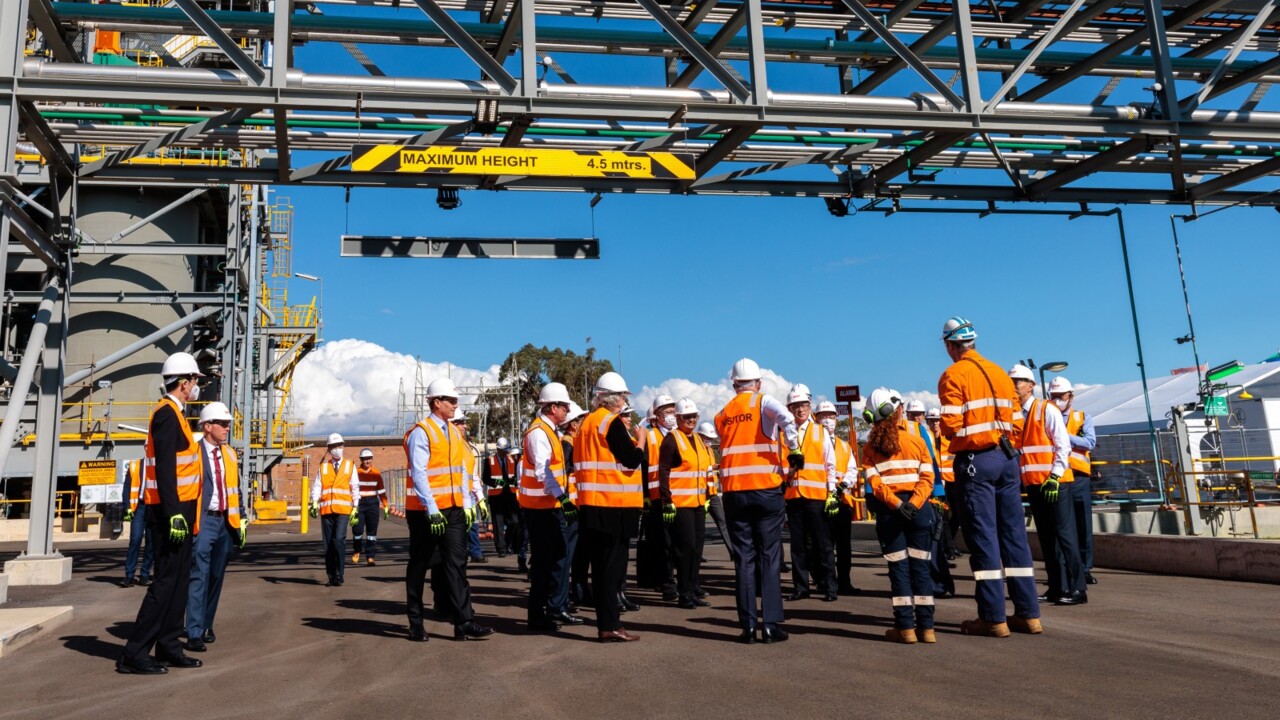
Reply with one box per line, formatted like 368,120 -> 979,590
1037,593 -> 1058,603
822,592 -> 838,602
527,618 -> 561,632
693,598 -> 710,607
1086,573 -> 1098,585
548,611 -> 584,625
202,629 -> 216,644
694,588 -> 708,599
119,577 -> 136,589
662,591 -> 679,603
737,628 -> 756,644
497,551 -> 509,558
761,626 -> 789,644
407,627 -> 429,642
677,598 -> 698,610
838,584 -> 861,596
454,622 -> 495,641
334,578 -> 344,586
185,638 -> 207,653
156,654 -> 202,669
618,593 -> 641,612
517,557 -> 529,573
116,657 -> 167,675
138,577 -> 153,587
324,578 -> 336,587
786,590 -> 810,601
470,556 -> 488,564
780,561 -> 791,573
1055,591 -> 1088,606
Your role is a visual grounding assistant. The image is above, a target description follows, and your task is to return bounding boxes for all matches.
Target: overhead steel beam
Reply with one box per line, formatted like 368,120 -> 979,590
744,0 -> 768,105
274,107 -> 291,182
636,0 -> 752,102
681,0 -> 722,30
628,124 -> 725,152
103,188 -> 207,244
5,290 -> 224,305
484,0 -> 512,24
260,333 -> 314,387
1206,55 -> 1280,102
1182,8 -> 1279,58
1187,155 -> 1280,199
855,0 -> 928,41
340,234 -> 600,259
172,0 -> 267,85
27,0 -> 78,65
691,140 -> 878,188
1143,0 -> 1183,122
953,0 -> 983,113
693,124 -> 760,176
410,0 -> 519,95
0,186 -> 63,269
849,17 -> 958,99
1024,136 -> 1150,198
1004,0 -> 1053,23
72,243 -> 226,256
1180,0 -> 1277,114
17,100 -> 74,177
78,106 -> 260,177
62,305 -> 220,387
671,5 -> 748,89
289,117 -> 474,182
0,275 -> 59,471
985,0 -> 1089,112
856,132 -> 969,194
492,0 -> 522,61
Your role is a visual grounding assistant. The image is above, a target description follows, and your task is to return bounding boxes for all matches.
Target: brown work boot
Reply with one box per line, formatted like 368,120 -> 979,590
367,557 -> 376,566
959,619 -> 1011,638
352,553 -> 361,564
1008,616 -> 1043,634
884,628 -> 918,644
918,628 -> 937,644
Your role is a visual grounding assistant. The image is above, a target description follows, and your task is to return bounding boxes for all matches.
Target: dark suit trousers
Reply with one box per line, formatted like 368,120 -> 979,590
405,508 -> 474,630
122,501 -> 194,663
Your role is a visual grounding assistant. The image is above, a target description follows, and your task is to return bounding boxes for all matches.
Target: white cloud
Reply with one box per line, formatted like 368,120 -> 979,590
632,366 -> 795,419
289,338 -> 499,434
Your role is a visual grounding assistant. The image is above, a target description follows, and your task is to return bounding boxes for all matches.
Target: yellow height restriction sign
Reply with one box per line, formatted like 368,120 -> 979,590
351,145 -> 696,180
78,459 -> 118,486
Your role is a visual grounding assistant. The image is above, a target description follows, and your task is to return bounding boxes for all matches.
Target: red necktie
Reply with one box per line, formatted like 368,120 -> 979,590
213,447 -> 225,510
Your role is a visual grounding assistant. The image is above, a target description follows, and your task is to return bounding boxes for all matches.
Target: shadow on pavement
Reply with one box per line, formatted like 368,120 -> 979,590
301,616 -> 407,639
336,598 -> 402,616
261,576 -> 324,586
61,634 -> 122,661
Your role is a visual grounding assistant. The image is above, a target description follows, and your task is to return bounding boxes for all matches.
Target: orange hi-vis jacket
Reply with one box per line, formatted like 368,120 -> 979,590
355,467 -> 389,507
127,459 -> 144,513
1017,399 -> 1074,487
715,392 -> 783,493
487,453 -> 515,497
645,425 -> 667,500
935,433 -> 954,485
667,429 -> 714,509
1065,410 -> 1092,475
402,417 -> 469,512
519,416 -> 569,510
318,458 -> 356,515
573,407 -> 643,508
144,397 -> 203,531
783,421 -> 829,501
861,427 -> 935,511
834,436 -> 857,507
938,349 -> 1025,453
211,444 -> 244,531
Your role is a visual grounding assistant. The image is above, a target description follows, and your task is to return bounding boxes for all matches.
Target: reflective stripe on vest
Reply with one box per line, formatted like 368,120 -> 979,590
834,437 -> 857,507
219,445 -> 244,530
939,351 -> 1026,452
646,426 -> 666,499
487,455 -> 513,497
1066,410 -> 1092,475
319,458 -> 356,515
573,407 -> 642,508
936,433 -> 954,484
1017,399 -> 1073,486
127,459 -> 144,512
862,428 -> 934,507
520,416 -> 568,510
715,392 -> 782,493
668,430 -> 712,508
785,421 -> 828,501
143,398 -> 203,526
402,419 -> 468,511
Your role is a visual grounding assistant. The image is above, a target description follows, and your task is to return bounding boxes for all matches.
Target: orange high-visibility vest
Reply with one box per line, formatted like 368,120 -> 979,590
937,350 -> 1025,453
668,430 -> 713,509
212,444 -> 244,531
355,467 -> 388,506
318,458 -> 356,515
784,421 -> 829,501
487,454 -> 514,497
1016,399 -> 1074,487
143,398 -> 203,527
402,418 -> 468,511
1065,410 -> 1092,476
834,436 -> 857,507
935,433 -> 954,485
127,459 -> 144,512
715,392 -> 783,493
573,407 -> 643,508
519,416 -> 568,510
645,425 -> 670,500
861,428 -> 935,510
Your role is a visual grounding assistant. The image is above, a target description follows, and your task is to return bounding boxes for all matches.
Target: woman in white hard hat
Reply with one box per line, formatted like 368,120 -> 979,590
352,448 -> 388,566
861,388 -> 938,644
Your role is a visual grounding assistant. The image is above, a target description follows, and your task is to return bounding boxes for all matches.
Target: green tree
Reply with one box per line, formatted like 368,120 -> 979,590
483,344 -> 614,441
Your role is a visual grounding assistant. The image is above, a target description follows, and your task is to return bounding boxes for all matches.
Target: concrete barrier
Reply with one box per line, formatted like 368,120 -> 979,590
1027,530 -> 1280,585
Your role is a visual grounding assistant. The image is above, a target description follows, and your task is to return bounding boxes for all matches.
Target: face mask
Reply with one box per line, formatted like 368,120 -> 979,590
188,383 -> 200,402
1054,399 -> 1069,412
821,418 -> 836,433
331,447 -> 344,460
661,415 -> 677,430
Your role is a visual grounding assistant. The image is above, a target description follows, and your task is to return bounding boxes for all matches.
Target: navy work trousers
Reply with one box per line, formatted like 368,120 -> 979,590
723,486 -> 786,631
955,447 -> 1040,623
871,494 -> 936,630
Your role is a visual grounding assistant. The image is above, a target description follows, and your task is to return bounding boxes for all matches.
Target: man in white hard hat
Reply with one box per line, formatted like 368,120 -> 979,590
1048,376 -> 1098,586
574,371 -> 646,642
640,394 -> 678,602
403,378 -> 492,642
783,385 -> 839,602
452,409 -> 488,565
520,382 -> 582,631
120,457 -> 155,589
310,433 -> 359,587
351,449 -> 388,567
698,421 -> 735,565
1012,366 -> 1084,605
937,318 -> 1041,638
715,358 -> 804,644
120,351 -> 206,674
656,398 -> 715,609
813,401 -> 860,596
484,436 -> 524,569
185,401 -> 245,653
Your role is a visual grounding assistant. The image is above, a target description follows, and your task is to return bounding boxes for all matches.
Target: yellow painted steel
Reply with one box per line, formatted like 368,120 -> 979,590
351,144 -> 697,179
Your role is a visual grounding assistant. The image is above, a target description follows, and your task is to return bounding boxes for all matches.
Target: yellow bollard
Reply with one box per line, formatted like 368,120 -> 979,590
300,476 -> 309,535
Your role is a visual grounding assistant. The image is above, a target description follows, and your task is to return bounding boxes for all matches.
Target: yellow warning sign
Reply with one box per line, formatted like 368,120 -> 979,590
351,145 -> 696,180
78,459 -> 118,486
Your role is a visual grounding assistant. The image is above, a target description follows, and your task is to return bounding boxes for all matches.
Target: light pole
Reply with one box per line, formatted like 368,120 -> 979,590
1039,361 -> 1069,399
294,272 -> 324,335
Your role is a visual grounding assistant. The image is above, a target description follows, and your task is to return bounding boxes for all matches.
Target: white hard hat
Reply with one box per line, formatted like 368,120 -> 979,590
697,421 -> 718,440
327,432 -> 345,446
941,316 -> 978,342
731,358 -> 761,382
814,400 -> 838,416
565,401 -> 588,424
786,383 -> 812,406
452,408 -> 467,422
359,448 -> 374,459
539,382 -> 571,404
675,397 -> 698,416
621,404 -> 635,415
161,351 -> 204,378
594,371 -> 630,395
426,377 -> 459,399
925,407 -> 941,420
863,387 -> 903,423
651,394 -> 675,414
496,436 -> 510,450
510,446 -> 522,457
1008,364 -> 1036,383
1048,377 -> 1074,395
905,400 -> 926,414
198,401 -> 232,424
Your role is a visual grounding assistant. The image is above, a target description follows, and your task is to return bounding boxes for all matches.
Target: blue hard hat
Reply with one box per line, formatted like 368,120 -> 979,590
941,316 -> 978,342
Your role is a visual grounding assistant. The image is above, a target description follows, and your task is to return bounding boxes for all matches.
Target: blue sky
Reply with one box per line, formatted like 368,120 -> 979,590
281,4 -> 1280,410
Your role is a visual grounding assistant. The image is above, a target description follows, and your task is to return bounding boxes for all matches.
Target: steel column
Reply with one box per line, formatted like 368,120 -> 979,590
0,276 -> 59,475
520,0 -> 537,98
26,271 -> 66,558
953,1 -> 983,113
744,0 -> 769,106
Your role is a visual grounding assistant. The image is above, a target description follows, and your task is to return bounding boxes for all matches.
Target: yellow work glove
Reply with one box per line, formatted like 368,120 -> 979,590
1043,476 -> 1061,503
477,498 -> 490,521
308,504 -> 318,519
349,509 -> 359,527
382,505 -> 390,519
464,506 -> 477,528
237,525 -> 247,549
168,515 -> 189,543
428,512 -> 447,535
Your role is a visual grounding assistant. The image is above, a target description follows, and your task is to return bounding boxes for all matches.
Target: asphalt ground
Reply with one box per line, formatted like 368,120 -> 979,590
0,519 -> 1277,719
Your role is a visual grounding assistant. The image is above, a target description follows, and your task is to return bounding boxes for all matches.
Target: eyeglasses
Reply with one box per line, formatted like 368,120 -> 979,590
678,414 -> 698,421
439,397 -> 458,405
209,420 -> 231,427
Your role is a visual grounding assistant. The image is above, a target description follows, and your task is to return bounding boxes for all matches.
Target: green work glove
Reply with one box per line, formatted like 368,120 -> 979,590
662,503 -> 676,524
124,509 -> 134,522
349,510 -> 359,527
558,496 -> 579,523
477,498 -> 490,521
1043,476 -> 1061,503
428,512 -> 447,536
465,506 -> 477,528
704,499 -> 711,513
824,491 -> 840,517
168,515 -> 189,543
382,505 -> 390,519
308,504 -> 318,519
237,525 -> 247,550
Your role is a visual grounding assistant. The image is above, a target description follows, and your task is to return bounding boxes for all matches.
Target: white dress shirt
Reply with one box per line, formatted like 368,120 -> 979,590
528,414 -> 567,501
406,413 -> 473,514
758,394 -> 800,451
796,419 -> 838,490
202,438 -> 229,512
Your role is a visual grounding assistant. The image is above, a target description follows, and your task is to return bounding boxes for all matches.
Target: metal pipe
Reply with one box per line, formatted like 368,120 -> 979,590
0,276 -> 60,472
104,188 -> 207,244
62,305 -> 219,387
